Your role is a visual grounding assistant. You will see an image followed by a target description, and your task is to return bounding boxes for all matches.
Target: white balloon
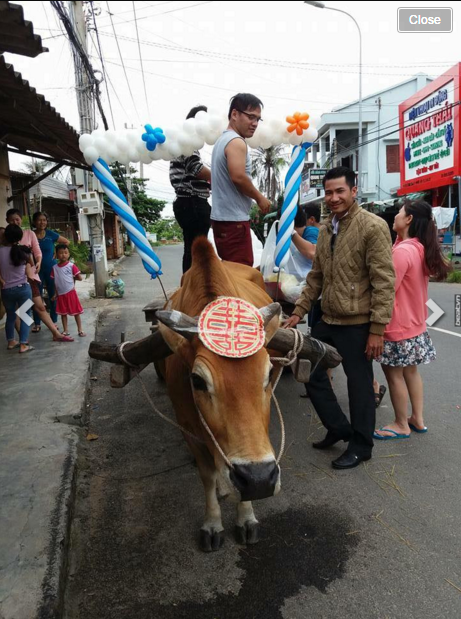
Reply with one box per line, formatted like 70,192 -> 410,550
140,151 -> 152,165
83,147 -> 99,165
164,126 -> 179,142
91,129 -> 105,140
195,110 -> 208,122
206,131 -> 221,146
195,121 -> 209,138
160,150 -> 172,161
128,148 -> 140,163
136,142 -> 148,157
149,148 -> 163,161
303,126 -> 318,143
105,129 -> 117,141
261,136 -> 272,150
183,118 -> 197,135
208,115 -> 222,131
169,142 -> 182,159
127,130 -> 140,144
107,143 -> 119,159
79,134 -> 94,151
191,135 -> 205,150
246,136 -> 260,149
116,137 -> 130,153
94,138 -> 107,153
289,131 -> 303,146
310,116 -> 322,129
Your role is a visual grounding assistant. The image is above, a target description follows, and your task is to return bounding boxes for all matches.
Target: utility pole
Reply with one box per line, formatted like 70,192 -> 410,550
68,0 -> 108,297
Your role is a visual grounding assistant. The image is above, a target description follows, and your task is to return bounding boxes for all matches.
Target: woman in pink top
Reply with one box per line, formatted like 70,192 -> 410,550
5,209 -> 73,343
374,201 -> 450,440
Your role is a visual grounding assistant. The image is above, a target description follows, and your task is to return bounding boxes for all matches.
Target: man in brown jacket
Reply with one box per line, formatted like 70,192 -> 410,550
285,167 -> 395,469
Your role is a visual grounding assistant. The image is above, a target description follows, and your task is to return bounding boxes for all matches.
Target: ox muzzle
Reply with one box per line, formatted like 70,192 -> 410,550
229,461 -> 280,501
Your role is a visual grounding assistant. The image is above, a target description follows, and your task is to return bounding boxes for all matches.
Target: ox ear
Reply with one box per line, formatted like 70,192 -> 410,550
260,303 -> 282,345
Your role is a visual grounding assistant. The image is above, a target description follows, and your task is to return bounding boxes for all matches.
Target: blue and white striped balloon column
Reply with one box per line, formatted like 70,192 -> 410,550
92,158 -> 163,279
274,142 -> 312,272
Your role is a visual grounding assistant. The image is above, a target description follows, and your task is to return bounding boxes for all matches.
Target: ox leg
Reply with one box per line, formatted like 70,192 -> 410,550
197,462 -> 224,553
235,501 -> 260,546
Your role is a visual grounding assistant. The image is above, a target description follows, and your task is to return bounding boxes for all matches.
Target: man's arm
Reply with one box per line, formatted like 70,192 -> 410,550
196,166 -> 211,182
284,232 -> 325,328
185,153 -> 211,182
366,219 -> 396,336
292,230 -> 316,261
225,139 -> 271,214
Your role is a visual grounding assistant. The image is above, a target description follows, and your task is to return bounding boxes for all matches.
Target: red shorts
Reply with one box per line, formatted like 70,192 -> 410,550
211,220 -> 253,267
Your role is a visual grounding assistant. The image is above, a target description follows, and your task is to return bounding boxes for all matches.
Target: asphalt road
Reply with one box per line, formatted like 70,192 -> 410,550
64,245 -> 461,619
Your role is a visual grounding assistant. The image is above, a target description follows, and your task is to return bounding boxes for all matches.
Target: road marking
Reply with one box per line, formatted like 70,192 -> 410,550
15,299 -> 34,327
428,327 -> 461,339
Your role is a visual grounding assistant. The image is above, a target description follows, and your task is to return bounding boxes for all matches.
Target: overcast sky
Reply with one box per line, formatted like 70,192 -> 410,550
6,1 -> 461,216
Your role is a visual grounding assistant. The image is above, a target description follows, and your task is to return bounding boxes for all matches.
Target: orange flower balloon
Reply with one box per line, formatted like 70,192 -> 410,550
286,111 -> 310,136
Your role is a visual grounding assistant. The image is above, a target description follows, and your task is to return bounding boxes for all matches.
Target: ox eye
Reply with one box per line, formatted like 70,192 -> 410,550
191,373 -> 208,392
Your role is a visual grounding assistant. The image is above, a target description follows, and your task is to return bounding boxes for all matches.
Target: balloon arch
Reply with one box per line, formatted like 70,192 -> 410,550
79,109 -> 319,280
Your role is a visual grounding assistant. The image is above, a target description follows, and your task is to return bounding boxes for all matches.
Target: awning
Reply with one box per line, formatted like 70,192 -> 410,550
0,56 -> 86,168
0,1 -> 48,58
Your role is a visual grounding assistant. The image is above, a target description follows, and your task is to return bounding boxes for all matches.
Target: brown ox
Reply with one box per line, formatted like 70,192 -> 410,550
155,238 -> 283,552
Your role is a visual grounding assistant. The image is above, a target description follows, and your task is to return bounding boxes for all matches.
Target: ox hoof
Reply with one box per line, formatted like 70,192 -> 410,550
200,528 -> 224,553
235,522 -> 260,546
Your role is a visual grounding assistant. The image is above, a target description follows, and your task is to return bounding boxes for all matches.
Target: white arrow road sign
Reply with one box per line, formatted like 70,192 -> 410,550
15,299 -> 34,327
426,299 -> 445,327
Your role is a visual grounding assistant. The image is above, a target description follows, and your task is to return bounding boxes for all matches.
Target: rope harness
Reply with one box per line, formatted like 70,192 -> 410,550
117,328 -> 327,470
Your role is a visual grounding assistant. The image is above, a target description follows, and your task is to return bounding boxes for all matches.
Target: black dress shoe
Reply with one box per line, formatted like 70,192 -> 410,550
312,431 -> 349,450
332,451 -> 371,470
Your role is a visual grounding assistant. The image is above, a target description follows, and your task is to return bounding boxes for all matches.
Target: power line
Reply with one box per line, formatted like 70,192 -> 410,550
90,1 -> 116,129
133,0 -> 151,119
50,1 -> 110,131
101,58 -> 330,108
97,30 -> 459,79
105,1 -> 141,122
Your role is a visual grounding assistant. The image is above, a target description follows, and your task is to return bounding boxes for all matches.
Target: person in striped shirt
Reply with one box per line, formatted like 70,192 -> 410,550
169,105 -> 211,273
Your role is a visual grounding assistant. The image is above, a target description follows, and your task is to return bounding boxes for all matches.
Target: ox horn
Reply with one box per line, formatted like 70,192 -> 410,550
156,310 -> 199,342
259,303 -> 282,328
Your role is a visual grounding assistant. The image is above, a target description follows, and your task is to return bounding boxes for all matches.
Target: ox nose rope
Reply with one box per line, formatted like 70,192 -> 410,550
117,328 -> 327,469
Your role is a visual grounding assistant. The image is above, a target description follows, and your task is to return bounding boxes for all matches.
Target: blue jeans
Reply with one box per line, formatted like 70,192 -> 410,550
33,269 -> 57,325
1,284 -> 33,344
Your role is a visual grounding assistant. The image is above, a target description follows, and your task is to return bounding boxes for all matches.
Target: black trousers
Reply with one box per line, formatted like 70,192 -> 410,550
307,320 -> 376,456
173,196 -> 211,273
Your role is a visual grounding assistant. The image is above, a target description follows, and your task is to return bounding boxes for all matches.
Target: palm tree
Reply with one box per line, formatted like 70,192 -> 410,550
251,145 -> 288,204
22,158 -> 66,181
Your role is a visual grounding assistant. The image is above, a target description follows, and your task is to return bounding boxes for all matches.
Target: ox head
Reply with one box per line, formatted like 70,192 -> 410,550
156,303 -> 282,502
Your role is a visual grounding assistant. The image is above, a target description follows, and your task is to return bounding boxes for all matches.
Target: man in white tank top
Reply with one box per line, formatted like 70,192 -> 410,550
211,93 -> 271,266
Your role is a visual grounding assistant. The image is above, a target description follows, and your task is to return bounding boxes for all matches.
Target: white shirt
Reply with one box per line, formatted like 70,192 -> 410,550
51,261 -> 80,296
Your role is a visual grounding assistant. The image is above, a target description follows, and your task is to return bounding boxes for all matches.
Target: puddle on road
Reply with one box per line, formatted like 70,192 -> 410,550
146,505 -> 359,619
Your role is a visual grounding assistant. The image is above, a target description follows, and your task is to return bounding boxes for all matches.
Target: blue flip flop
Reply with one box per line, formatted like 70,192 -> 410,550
409,423 -> 428,434
373,428 -> 410,440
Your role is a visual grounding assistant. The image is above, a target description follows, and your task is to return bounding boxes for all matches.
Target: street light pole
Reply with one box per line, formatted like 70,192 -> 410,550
304,1 -> 363,203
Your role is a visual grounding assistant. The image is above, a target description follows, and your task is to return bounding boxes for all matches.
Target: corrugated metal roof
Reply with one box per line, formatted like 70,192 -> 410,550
29,177 -> 71,201
0,1 -> 48,58
0,56 -> 86,167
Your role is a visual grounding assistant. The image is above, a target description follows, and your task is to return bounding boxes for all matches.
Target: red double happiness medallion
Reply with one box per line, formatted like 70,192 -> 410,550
198,297 -> 265,359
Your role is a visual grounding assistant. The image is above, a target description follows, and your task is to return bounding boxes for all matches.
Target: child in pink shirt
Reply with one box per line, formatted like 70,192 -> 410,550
374,201 -> 450,440
51,245 -> 86,338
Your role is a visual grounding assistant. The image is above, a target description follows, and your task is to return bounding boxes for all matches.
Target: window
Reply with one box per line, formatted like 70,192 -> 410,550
386,145 -> 400,174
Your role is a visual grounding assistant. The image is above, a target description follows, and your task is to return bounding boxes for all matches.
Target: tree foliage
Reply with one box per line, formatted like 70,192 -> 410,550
108,164 -> 166,227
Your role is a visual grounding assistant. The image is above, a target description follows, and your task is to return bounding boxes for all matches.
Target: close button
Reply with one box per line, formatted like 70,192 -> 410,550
398,8 -> 453,33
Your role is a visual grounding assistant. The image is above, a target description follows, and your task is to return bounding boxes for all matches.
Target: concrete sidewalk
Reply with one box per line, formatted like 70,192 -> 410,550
0,308 -> 98,619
